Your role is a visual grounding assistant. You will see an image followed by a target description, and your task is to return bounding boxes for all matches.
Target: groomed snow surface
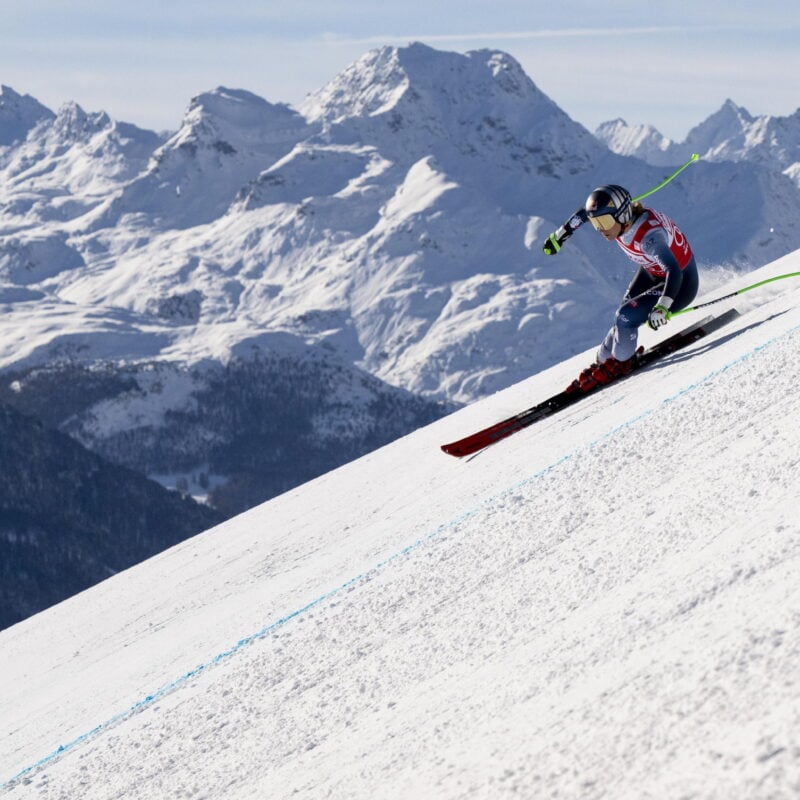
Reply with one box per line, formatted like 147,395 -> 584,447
2,253 -> 800,799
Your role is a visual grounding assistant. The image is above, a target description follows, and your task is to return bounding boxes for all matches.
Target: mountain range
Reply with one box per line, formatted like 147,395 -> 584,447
2,43 -> 800,625
596,98 -> 800,182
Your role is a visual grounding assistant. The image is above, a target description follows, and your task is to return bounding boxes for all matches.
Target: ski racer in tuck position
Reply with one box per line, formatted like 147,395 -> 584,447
543,184 -> 699,392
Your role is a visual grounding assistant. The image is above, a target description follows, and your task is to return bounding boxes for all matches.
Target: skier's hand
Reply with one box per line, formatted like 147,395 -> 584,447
543,211 -> 587,255
542,232 -> 561,255
648,304 -> 670,331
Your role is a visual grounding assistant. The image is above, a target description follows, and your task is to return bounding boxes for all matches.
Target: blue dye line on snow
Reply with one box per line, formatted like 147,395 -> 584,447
4,321 -> 799,789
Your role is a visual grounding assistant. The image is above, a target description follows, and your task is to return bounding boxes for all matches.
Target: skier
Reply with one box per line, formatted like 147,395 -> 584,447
543,184 -> 698,392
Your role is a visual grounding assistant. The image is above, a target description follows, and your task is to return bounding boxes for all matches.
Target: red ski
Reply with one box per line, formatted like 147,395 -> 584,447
441,308 -> 740,458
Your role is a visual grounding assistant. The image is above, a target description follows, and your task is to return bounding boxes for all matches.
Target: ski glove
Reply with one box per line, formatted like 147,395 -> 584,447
648,304 -> 670,331
543,229 -> 567,255
542,209 -> 588,255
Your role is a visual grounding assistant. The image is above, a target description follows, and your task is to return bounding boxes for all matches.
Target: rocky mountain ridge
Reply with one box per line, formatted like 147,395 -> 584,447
596,98 -> 800,181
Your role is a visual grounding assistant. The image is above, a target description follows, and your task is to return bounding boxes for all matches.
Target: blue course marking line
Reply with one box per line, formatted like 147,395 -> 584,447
3,321 -> 797,789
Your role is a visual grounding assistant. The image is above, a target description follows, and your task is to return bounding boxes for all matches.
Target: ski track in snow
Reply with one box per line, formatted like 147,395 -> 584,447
3,263 -> 800,798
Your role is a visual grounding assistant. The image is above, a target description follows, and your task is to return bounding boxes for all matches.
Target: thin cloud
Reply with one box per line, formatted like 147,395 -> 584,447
319,26 -> 692,46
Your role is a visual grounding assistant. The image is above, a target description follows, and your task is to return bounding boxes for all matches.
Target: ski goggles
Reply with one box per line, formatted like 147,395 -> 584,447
586,210 -> 619,231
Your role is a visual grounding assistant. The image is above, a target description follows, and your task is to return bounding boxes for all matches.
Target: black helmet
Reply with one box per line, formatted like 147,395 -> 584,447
584,185 -> 633,228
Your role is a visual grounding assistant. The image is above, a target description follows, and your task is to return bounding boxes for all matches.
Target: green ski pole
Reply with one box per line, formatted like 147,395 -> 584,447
667,271 -> 800,319
542,154 -> 700,255
632,153 -> 701,203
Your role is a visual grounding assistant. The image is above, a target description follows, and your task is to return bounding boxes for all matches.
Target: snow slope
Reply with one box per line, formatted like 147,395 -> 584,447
2,253 -> 800,798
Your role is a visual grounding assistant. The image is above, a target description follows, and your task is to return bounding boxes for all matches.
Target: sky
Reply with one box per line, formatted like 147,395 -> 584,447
1,1 -> 799,140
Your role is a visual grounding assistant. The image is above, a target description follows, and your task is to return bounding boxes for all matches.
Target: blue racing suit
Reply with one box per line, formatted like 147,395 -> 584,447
596,208 -> 699,362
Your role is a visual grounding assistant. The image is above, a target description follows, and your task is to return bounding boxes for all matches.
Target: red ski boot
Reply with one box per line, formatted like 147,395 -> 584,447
566,355 -> 635,393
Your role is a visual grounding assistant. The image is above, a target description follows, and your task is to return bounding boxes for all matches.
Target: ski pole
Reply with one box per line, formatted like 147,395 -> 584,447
543,154 -> 700,255
667,271 -> 800,319
632,153 -> 701,203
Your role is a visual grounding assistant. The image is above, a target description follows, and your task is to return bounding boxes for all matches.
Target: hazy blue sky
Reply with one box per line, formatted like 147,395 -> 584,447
2,1 -> 798,140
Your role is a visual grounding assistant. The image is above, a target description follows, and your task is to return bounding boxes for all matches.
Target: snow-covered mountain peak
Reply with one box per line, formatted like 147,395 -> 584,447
683,98 -> 754,154
0,100 -> 162,216
390,42 -> 546,107
300,45 -> 409,123
597,99 -> 800,185
0,85 -> 55,147
303,42 -> 559,129
50,101 -> 112,142
480,48 -> 546,101
19,100 -> 161,162
0,85 -> 24,101
699,98 -> 753,130
95,87 -> 313,229
595,117 -> 674,161
302,42 -> 602,187
179,86 -> 308,147
721,97 -> 754,122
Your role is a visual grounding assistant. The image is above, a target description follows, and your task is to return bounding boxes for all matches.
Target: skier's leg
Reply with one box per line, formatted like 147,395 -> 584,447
669,258 -> 699,311
598,284 -> 663,362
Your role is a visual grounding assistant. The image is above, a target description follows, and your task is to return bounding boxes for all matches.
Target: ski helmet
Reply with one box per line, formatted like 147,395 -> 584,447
584,184 -> 633,230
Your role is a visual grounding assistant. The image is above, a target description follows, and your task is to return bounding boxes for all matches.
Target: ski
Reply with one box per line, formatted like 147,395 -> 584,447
440,307 -> 740,458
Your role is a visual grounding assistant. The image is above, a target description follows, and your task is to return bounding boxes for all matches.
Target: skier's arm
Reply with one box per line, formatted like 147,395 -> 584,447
623,266 -> 657,303
542,208 -> 588,255
641,229 -> 683,306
